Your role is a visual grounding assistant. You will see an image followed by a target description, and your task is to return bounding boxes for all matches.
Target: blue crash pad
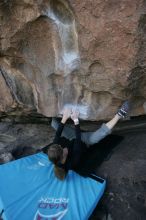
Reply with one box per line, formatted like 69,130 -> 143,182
0,152 -> 106,220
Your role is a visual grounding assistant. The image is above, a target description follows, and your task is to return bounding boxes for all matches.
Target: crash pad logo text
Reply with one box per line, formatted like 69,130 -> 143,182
38,197 -> 69,209
34,197 -> 69,220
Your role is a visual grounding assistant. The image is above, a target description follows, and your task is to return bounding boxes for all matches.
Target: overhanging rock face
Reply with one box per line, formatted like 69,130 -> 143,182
0,0 -> 146,120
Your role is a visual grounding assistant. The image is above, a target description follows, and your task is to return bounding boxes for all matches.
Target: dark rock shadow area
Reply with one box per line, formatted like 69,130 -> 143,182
89,131 -> 146,220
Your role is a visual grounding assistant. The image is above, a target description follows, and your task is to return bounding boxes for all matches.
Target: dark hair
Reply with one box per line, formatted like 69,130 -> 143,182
47,144 -> 63,164
47,144 -> 67,180
54,165 -> 67,181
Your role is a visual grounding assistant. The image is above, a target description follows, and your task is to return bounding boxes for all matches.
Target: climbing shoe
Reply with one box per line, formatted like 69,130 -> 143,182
117,100 -> 130,118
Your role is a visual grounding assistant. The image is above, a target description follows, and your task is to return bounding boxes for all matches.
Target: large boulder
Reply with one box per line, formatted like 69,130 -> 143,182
0,0 -> 146,120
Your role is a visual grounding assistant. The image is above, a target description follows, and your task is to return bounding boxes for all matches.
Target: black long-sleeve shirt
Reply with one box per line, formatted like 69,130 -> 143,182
53,122 -> 87,171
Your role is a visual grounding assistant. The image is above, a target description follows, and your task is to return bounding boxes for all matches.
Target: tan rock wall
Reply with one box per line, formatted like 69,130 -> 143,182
0,0 -> 146,120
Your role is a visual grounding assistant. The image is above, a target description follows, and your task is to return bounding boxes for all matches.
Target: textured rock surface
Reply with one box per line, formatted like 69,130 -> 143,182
0,0 -> 146,120
0,115 -> 53,155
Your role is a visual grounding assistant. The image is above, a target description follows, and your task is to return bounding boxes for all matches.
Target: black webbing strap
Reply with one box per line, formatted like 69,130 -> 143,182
88,174 -> 104,183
